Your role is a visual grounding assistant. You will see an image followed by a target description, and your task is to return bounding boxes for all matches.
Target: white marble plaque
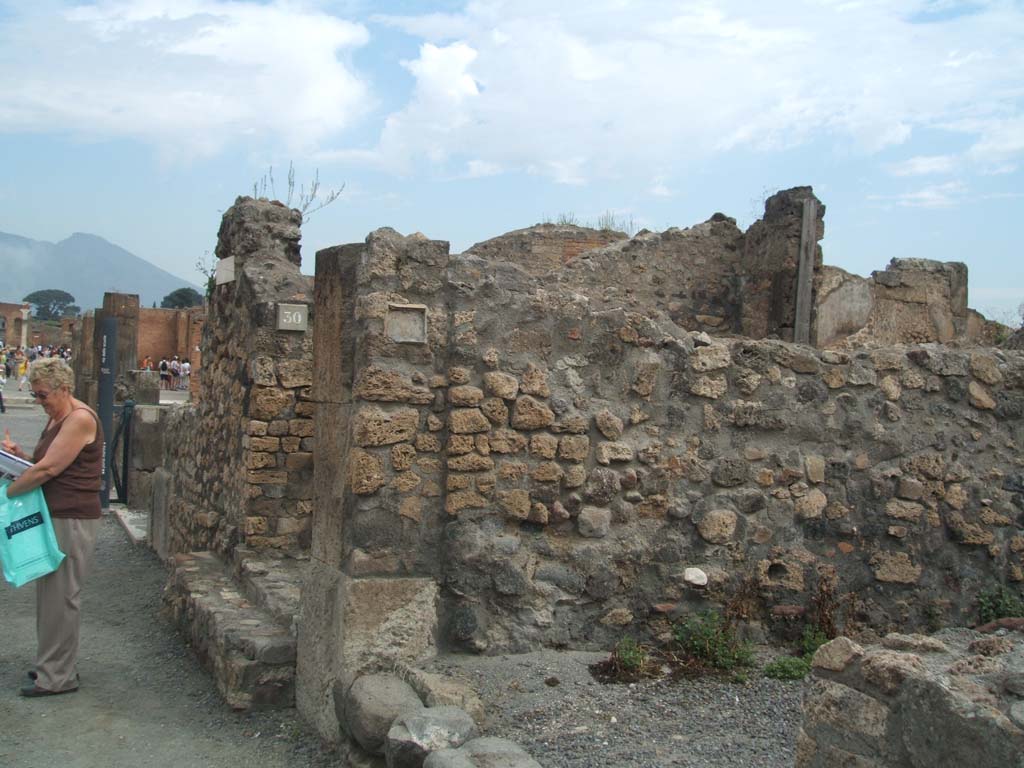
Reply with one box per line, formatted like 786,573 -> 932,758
386,303 -> 428,344
214,256 -> 235,285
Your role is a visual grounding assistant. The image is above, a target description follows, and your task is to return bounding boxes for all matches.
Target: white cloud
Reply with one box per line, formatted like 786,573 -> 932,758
465,160 -> 502,178
2,0 -> 1022,185
650,178 -> 674,197
870,180 -> 968,208
888,155 -> 957,176
349,0 -> 1024,184
0,0 -> 371,158
966,116 -> 1024,172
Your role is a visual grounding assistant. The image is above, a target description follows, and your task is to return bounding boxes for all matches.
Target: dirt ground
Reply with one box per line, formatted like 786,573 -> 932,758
0,408 -> 339,768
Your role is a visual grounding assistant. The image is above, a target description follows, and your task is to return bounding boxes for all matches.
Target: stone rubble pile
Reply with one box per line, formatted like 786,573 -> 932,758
336,673 -> 540,768
798,628 -> 1024,767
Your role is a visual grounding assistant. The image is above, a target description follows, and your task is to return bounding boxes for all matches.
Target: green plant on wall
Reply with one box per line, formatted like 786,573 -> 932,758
978,586 -> 1024,624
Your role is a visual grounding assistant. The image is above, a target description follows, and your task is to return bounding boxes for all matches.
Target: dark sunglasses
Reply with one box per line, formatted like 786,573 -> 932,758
30,391 -> 51,401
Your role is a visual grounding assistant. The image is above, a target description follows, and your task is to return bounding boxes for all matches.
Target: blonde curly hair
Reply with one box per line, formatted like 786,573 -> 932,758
29,357 -> 75,393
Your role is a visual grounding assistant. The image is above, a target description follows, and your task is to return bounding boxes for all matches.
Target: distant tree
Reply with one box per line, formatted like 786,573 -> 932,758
64,304 -> 81,318
161,287 -> 203,309
23,289 -> 76,321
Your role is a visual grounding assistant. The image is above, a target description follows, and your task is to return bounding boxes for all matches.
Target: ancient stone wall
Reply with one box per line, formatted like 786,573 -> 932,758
309,227 -> 1024,655
740,186 -> 824,340
437,262 -> 1024,654
469,188 -> 822,340
0,302 -> 21,341
815,258 -> 986,348
71,311 -> 95,400
302,220 -> 1023,739
299,229 -> 451,739
551,214 -> 747,334
151,198 -> 314,556
71,292 -> 141,408
798,631 -> 1024,766
466,224 -> 627,276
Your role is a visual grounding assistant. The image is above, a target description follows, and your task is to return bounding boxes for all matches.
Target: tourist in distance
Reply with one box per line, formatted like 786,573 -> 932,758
169,355 -> 181,389
158,356 -> 170,390
2,357 -> 103,697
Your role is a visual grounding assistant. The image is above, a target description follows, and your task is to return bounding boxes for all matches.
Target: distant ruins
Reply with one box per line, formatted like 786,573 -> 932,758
87,187 -> 1022,762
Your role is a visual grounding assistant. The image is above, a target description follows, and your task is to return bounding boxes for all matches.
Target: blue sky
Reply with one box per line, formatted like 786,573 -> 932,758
0,0 -> 1021,320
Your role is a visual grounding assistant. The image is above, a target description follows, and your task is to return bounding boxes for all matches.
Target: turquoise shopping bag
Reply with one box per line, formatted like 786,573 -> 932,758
0,480 -> 65,587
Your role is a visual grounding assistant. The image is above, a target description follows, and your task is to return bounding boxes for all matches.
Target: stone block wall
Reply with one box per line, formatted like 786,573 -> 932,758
437,267 -> 1024,654
308,227 -> 1024,668
71,311 -> 95,401
740,186 -> 825,340
816,258 -> 984,348
71,292 -> 141,408
798,631 -> 1024,766
299,229 -> 450,739
466,224 -> 628,276
552,214 -> 747,335
148,197 -> 314,556
466,188 -> 822,340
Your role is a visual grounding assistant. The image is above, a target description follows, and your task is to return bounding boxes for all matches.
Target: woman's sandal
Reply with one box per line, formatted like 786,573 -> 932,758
19,685 -> 79,697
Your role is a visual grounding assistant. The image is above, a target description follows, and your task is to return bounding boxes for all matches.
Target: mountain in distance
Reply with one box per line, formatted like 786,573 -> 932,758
0,231 -> 201,312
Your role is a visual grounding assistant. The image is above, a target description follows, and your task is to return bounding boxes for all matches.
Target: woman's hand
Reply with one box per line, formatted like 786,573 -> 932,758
2,427 -> 23,458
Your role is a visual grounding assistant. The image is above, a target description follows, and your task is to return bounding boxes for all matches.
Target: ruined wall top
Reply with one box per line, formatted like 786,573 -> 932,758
453,186 -> 999,350
218,195 -> 305,280
466,224 -> 627,277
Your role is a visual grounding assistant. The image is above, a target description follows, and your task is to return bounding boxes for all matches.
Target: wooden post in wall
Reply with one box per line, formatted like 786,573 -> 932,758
794,198 -> 817,345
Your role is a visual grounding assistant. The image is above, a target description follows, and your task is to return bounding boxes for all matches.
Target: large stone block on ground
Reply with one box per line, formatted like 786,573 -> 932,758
386,706 -> 477,768
423,737 -> 542,768
799,629 -> 1024,768
339,674 -> 424,755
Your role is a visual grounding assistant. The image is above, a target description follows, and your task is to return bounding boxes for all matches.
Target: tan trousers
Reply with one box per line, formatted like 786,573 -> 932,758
34,517 -> 101,692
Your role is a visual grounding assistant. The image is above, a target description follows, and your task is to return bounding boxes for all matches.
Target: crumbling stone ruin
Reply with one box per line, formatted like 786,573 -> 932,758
117,187 -> 1023,765
799,630 -> 1024,766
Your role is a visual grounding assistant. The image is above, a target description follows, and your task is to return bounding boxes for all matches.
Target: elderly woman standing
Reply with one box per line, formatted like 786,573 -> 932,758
2,357 -> 103,697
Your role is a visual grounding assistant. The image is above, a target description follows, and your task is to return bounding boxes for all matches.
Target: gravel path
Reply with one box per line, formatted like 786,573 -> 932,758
428,650 -> 803,768
0,515 -> 340,768
1,518 -> 804,768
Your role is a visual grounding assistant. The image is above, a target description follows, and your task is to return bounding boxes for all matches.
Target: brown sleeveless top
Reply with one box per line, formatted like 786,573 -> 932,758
32,405 -> 103,519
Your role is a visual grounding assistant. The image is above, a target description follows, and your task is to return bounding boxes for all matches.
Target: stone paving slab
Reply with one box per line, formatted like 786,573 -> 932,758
164,551 -> 297,711
110,504 -> 149,545
231,545 -> 307,633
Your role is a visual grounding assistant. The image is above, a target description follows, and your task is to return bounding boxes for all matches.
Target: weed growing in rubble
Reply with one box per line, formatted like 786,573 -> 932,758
763,625 -> 830,681
590,636 -> 659,683
613,637 -> 649,673
978,586 -> 1024,624
673,610 -> 753,672
801,625 -> 829,658
763,655 -> 811,681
